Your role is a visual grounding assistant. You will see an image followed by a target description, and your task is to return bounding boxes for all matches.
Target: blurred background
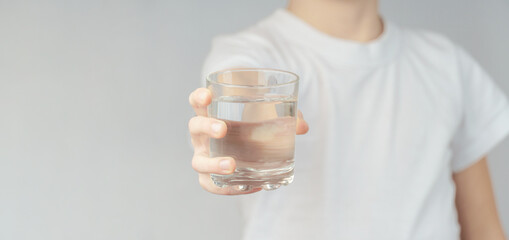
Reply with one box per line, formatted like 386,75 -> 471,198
1,0 -> 508,239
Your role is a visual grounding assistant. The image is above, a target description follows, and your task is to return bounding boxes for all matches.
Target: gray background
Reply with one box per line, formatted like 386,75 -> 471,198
0,0 -> 508,239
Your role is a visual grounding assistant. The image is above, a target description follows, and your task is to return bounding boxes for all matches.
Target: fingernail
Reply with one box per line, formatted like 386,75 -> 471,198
211,122 -> 222,133
219,159 -> 231,171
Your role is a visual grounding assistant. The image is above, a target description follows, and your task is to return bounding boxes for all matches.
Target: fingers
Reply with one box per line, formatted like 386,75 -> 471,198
198,174 -> 263,195
188,116 -> 227,139
296,110 -> 309,135
189,88 -> 212,116
192,155 -> 236,175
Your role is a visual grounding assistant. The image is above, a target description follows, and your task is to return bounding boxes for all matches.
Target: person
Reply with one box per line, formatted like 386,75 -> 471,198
188,0 -> 509,239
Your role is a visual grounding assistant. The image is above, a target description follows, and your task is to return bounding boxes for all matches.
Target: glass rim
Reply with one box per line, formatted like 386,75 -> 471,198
206,68 -> 299,88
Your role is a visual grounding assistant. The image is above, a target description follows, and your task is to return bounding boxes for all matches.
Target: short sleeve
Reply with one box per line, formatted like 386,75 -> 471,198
201,33 -> 275,85
450,47 -> 509,172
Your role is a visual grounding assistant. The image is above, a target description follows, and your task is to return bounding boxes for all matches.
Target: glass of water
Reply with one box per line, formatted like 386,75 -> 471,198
207,68 -> 299,191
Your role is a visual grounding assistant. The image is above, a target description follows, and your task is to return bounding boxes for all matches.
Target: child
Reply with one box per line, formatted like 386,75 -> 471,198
188,0 -> 509,239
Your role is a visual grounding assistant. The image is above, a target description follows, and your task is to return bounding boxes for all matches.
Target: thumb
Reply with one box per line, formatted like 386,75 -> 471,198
296,111 -> 309,135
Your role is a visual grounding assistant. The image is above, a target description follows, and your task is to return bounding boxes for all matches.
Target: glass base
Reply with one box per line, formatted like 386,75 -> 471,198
211,163 -> 294,191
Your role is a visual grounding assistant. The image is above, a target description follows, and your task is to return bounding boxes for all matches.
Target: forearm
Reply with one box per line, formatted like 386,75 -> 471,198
453,157 -> 506,240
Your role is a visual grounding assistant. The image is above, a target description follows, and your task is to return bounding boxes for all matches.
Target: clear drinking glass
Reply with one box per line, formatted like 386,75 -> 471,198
206,68 -> 299,191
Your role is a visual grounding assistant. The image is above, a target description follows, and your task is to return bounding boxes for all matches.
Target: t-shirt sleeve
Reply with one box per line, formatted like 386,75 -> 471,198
201,34 -> 273,85
450,47 -> 509,172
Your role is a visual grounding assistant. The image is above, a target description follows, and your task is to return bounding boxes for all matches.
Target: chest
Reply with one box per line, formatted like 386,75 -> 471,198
285,53 -> 463,150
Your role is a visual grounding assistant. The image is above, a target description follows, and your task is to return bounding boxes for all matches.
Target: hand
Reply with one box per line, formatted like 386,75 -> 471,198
188,88 -> 309,195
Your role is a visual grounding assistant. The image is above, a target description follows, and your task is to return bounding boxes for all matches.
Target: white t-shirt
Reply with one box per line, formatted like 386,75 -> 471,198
202,9 -> 509,240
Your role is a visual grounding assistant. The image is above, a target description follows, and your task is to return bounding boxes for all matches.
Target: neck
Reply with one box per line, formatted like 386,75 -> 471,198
287,0 -> 383,42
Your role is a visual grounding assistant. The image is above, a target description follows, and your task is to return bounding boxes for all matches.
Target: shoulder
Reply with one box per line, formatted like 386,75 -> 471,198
400,27 -> 487,75
394,26 -> 489,109
403,28 -> 455,48
399,27 -> 460,60
202,15 -> 283,78
211,21 -> 278,52
396,26 -> 480,80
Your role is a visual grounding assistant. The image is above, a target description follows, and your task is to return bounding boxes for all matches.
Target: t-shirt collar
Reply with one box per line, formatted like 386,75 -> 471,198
270,8 -> 402,66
